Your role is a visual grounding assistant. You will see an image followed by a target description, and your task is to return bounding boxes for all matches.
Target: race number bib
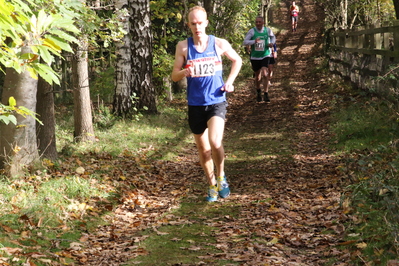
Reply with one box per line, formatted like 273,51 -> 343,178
254,39 -> 265,52
187,57 -> 220,77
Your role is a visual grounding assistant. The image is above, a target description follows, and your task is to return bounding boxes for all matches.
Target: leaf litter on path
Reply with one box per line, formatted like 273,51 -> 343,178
69,0 -> 352,265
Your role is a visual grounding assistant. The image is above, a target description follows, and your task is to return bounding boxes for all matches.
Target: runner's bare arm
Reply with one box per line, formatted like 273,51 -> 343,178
171,40 -> 191,82
216,38 -> 242,92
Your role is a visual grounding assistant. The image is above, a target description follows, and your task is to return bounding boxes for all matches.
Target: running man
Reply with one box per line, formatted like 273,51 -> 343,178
243,16 -> 276,102
171,6 -> 242,202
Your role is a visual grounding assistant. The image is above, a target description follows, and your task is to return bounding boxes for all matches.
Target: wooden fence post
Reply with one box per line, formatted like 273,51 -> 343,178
393,20 -> 399,63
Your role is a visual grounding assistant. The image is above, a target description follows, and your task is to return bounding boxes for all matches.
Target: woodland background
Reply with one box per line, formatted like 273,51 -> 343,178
1,0 -> 399,265
0,0 -> 398,176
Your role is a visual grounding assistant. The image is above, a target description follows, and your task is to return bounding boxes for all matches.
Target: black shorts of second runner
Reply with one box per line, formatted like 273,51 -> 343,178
269,56 -> 276,65
188,101 -> 228,134
251,57 -> 273,72
291,16 -> 298,22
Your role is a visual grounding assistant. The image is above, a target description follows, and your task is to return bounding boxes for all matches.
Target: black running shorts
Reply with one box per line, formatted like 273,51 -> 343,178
188,101 -> 228,134
251,57 -> 272,72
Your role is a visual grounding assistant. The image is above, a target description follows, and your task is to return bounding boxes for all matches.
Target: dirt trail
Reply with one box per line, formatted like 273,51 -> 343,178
220,0 -> 348,264
75,0 -> 349,265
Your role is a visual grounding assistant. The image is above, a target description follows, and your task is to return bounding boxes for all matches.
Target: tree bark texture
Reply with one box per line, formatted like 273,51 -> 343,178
36,75 -> 58,160
71,38 -> 96,142
129,0 -> 157,114
394,0 -> 399,19
0,67 -> 39,176
262,0 -> 271,25
203,0 -> 214,16
113,0 -> 133,117
340,0 -> 348,29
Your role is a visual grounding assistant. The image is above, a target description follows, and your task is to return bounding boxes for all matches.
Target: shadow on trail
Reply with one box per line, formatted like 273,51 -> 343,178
76,0 -> 349,264
215,0 -> 347,263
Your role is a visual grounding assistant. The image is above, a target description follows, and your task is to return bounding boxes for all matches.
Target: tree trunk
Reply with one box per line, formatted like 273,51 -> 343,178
130,0 -> 157,114
203,0 -> 213,16
0,67 -> 39,176
262,0 -> 271,25
0,72 -> 3,102
340,0 -> 348,29
393,0 -> 399,19
71,38 -> 96,142
113,0 -> 133,117
36,75 -> 58,160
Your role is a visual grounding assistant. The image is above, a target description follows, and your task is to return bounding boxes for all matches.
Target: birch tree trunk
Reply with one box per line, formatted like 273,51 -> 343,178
130,0 -> 157,113
114,0 -> 157,115
71,38 -> 96,142
262,0 -> 272,25
113,0 -> 133,117
0,67 -> 39,176
340,0 -> 348,29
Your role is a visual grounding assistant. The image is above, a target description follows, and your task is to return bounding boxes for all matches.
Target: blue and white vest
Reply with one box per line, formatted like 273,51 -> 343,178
186,35 -> 225,106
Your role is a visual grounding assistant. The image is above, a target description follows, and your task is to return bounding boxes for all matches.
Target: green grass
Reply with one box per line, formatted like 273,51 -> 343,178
340,170 -> 399,264
3,74 -> 399,265
129,224 -> 218,265
0,175 -> 108,228
127,199 -> 241,265
328,81 -> 399,264
124,97 -> 295,265
57,95 -> 191,160
0,174 -> 109,266
0,96 -> 194,266
330,100 -> 399,152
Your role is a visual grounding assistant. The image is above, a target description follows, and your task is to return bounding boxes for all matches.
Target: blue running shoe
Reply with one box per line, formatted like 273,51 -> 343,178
217,176 -> 230,198
206,185 -> 218,202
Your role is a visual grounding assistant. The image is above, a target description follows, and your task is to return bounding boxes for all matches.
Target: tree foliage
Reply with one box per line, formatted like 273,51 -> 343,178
210,0 -> 260,51
0,0 -> 80,85
150,0 -> 186,97
0,96 -> 40,125
317,0 -> 396,29
149,0 -> 260,97
0,0 -> 84,126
